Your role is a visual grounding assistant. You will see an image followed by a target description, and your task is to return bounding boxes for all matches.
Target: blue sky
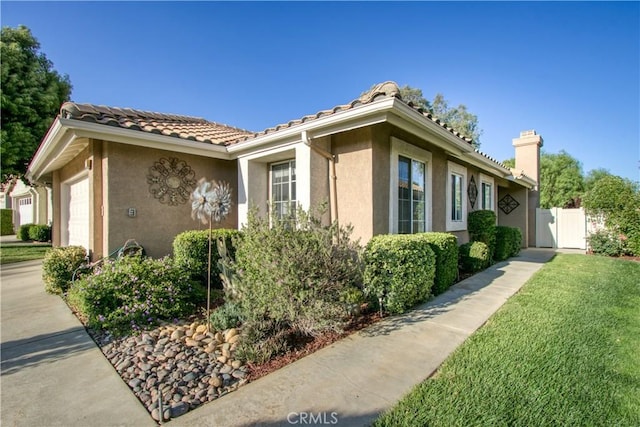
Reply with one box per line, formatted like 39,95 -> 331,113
2,1 -> 639,181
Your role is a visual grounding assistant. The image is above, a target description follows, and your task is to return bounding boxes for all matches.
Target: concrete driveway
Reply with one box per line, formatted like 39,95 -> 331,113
0,260 -> 154,427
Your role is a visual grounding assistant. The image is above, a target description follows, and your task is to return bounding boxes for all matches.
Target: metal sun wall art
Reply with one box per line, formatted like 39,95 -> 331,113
147,157 -> 197,206
468,175 -> 478,209
498,194 -> 520,215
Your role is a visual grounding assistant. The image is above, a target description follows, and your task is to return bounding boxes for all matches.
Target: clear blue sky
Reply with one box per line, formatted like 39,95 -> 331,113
3,1 -> 639,182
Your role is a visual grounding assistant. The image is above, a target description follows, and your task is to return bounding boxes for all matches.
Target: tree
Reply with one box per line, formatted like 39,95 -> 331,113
1,25 -> 72,180
397,85 -> 431,111
584,168 -> 613,193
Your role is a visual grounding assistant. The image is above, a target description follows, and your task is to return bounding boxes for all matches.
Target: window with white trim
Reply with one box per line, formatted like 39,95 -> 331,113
479,173 -> 495,211
270,160 -> 296,220
446,161 -> 467,231
389,137 -> 432,234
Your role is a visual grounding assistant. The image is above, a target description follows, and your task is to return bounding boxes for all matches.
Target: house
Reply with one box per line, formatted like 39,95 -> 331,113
26,81 -> 542,260
0,178 -> 52,232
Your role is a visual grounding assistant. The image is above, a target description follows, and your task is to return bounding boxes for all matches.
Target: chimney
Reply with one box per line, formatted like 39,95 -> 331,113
512,130 -> 543,247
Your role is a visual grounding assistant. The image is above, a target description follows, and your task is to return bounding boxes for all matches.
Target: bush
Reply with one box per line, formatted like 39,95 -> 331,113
494,226 -> 522,261
67,255 -> 201,336
420,232 -> 459,295
363,234 -> 436,315
468,210 -> 497,260
232,207 -> 362,336
209,301 -> 244,331
459,241 -> 490,273
18,223 -> 34,241
173,229 -> 241,288
28,224 -> 51,242
1,209 -> 14,235
42,246 -> 87,294
587,229 -> 624,257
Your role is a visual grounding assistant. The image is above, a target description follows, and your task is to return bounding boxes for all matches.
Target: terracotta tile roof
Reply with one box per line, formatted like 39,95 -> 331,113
238,81 -> 474,144
60,102 -> 253,146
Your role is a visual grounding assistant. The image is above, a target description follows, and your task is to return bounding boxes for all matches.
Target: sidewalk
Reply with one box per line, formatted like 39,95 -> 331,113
0,249 -> 555,427
169,248 -> 556,427
0,260 -> 155,427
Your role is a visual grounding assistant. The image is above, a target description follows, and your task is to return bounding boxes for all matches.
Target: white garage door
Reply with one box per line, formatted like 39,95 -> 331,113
18,197 -> 33,226
66,176 -> 90,250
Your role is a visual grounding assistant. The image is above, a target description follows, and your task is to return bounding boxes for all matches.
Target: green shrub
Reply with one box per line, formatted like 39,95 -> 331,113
494,226 -> 523,261
420,232 -> 459,295
232,207 -> 362,338
1,209 -> 14,235
459,241 -> 490,273
209,301 -> 244,331
28,224 -> 51,242
587,229 -> 624,257
42,246 -> 87,294
363,234 -> 436,315
67,255 -> 201,335
173,229 -> 241,288
468,210 -> 496,260
18,223 -> 34,241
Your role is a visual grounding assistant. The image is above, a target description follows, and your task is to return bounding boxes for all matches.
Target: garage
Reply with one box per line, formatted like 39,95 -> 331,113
18,197 -> 33,226
64,175 -> 90,250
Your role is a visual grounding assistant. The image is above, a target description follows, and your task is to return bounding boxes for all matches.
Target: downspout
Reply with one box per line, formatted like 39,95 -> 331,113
302,131 -> 338,225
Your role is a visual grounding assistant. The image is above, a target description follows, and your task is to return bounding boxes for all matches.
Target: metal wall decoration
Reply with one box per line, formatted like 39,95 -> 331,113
147,157 -> 197,206
498,194 -> 520,215
468,175 -> 478,208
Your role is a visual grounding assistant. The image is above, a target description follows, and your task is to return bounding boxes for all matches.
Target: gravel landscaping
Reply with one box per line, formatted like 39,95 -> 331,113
94,321 -> 247,422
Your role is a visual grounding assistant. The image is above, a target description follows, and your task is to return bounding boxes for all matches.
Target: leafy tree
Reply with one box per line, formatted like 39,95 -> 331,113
501,157 -> 515,168
397,85 -> 431,110
1,25 -> 72,180
584,168 -> 613,193
582,175 -> 640,255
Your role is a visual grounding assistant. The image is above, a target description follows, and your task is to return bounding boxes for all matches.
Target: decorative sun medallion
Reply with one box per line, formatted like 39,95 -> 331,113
147,157 -> 197,206
498,194 -> 520,215
468,175 -> 478,209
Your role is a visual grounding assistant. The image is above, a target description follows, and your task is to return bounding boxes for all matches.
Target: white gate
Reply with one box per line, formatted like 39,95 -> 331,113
536,207 -> 587,249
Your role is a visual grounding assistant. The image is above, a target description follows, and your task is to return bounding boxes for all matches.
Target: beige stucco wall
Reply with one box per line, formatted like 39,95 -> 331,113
103,143 -> 237,259
309,136 -> 331,225
497,185 -> 529,247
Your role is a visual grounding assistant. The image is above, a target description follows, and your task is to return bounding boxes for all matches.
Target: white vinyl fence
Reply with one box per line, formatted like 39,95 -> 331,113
536,207 -> 588,249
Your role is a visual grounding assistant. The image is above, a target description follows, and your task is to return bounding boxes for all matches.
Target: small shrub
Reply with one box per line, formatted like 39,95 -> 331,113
468,210 -> 497,260
495,226 -> 523,261
42,246 -> 87,294
173,229 -> 241,288
209,301 -> 244,331
67,255 -> 201,336
459,241 -> 490,273
1,209 -> 14,235
28,224 -> 51,242
235,320 -> 291,364
363,234 -> 436,315
587,229 -> 624,257
18,223 -> 34,241
420,232 -> 459,295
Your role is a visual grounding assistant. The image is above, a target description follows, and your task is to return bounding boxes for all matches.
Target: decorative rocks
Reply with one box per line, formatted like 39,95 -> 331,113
98,321 -> 247,421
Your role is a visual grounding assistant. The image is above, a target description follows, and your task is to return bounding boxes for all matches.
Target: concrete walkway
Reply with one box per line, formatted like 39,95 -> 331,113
0,249 -> 555,427
169,248 -> 556,427
0,260 -> 154,427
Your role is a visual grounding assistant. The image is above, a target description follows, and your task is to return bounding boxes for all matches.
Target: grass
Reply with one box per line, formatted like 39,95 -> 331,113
0,244 -> 51,264
374,254 -> 640,427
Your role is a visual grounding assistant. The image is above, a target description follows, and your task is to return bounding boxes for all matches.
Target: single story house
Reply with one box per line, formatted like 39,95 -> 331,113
26,81 -> 542,260
0,178 -> 52,231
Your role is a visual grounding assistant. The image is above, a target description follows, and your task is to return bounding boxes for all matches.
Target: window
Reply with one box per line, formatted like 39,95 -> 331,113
270,160 -> 296,220
446,161 -> 467,231
389,137 -> 432,234
479,173 -> 495,211
398,156 -> 426,234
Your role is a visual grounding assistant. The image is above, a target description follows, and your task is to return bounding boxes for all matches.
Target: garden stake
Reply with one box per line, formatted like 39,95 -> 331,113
158,385 -> 163,424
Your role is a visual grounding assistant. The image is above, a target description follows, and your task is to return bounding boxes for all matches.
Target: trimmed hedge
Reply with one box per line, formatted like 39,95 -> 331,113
28,224 -> 51,242
495,226 -> 522,261
420,232 -> 459,295
18,223 -> 34,241
42,246 -> 87,294
1,209 -> 14,235
173,229 -> 241,288
468,210 -> 496,260
363,234 -> 436,315
459,241 -> 491,273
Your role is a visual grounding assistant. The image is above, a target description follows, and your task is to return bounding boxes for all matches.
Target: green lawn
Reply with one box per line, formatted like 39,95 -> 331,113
0,244 -> 51,264
375,254 -> 640,426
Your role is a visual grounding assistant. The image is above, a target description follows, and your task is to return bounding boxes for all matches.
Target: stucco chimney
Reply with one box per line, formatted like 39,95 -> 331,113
512,130 -> 543,246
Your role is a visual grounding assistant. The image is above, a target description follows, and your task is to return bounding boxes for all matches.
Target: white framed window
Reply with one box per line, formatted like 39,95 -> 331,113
479,173 -> 495,211
446,161 -> 467,231
389,137 -> 432,234
270,159 -> 296,220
